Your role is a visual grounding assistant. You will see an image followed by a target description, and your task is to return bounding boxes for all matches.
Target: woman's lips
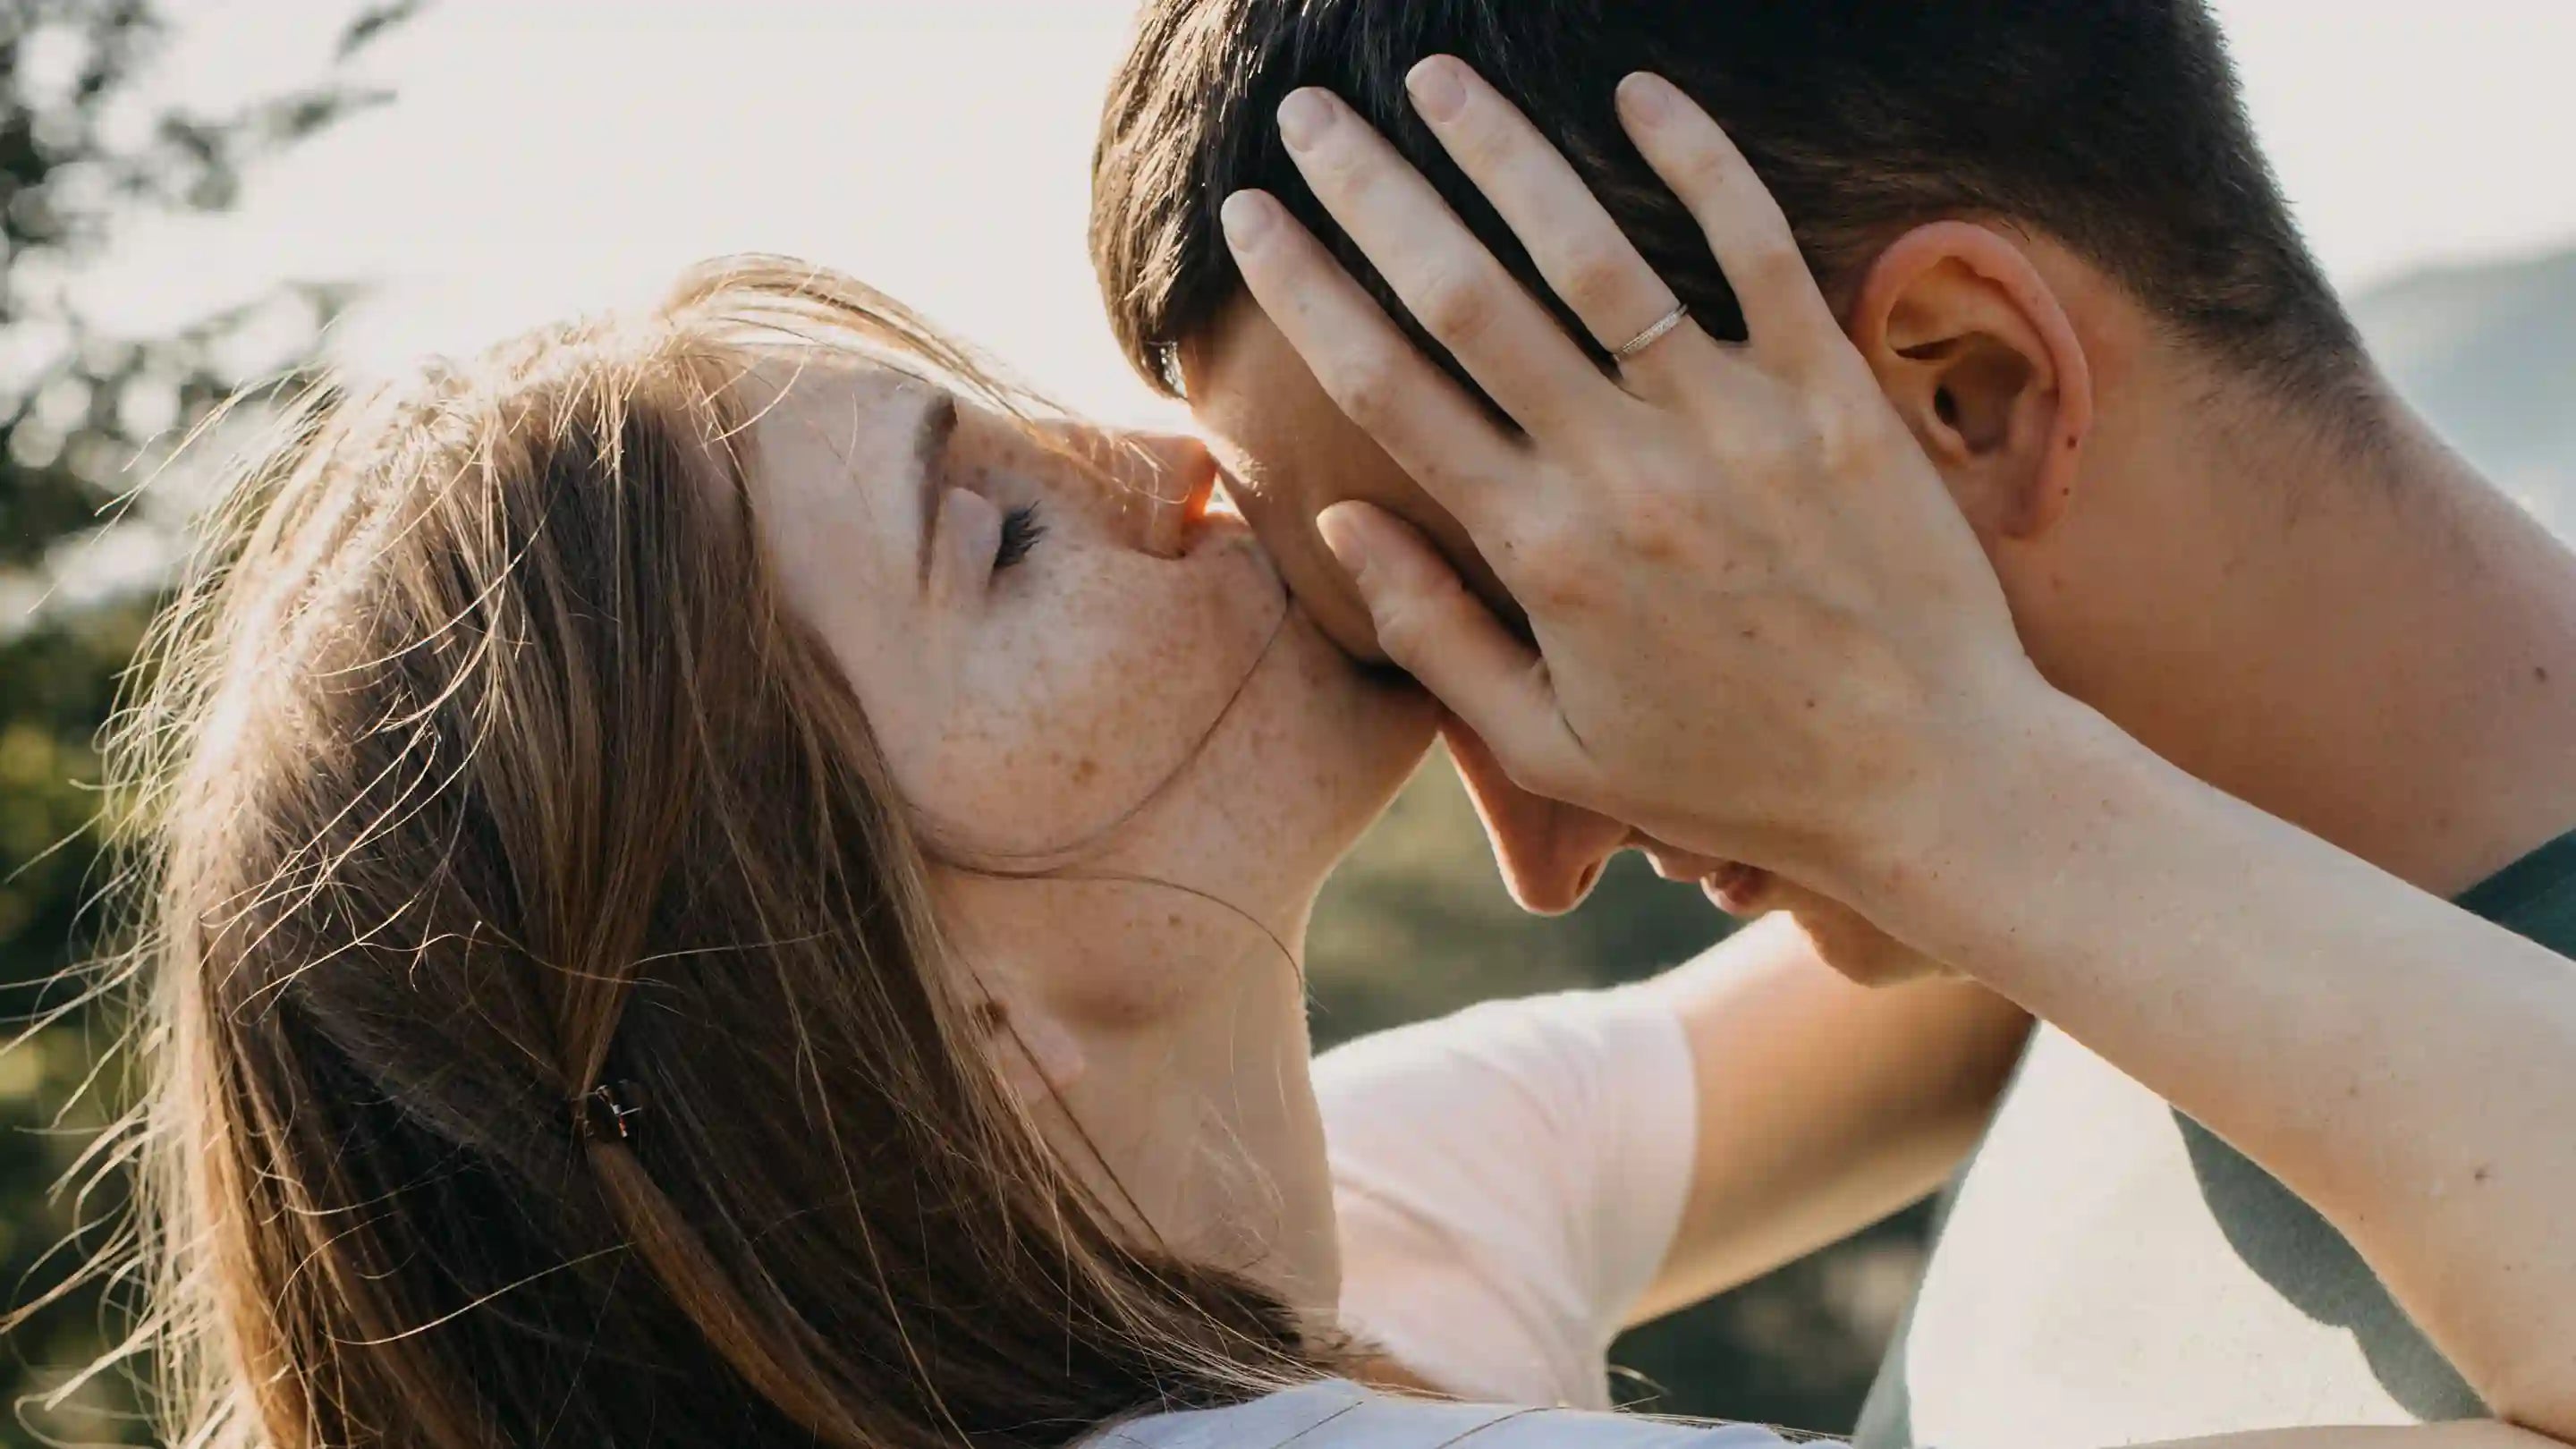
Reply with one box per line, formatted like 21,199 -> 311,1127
1225,476 -> 1385,662
1134,458 -> 1221,558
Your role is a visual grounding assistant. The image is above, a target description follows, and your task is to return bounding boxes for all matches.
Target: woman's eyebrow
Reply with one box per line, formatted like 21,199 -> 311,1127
909,390 -> 962,586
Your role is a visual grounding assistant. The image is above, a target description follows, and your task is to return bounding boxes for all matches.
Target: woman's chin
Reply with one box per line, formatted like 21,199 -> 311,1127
1284,603 -> 1442,827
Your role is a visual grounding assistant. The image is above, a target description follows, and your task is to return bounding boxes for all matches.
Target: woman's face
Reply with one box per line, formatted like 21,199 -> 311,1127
735,352 -> 1435,990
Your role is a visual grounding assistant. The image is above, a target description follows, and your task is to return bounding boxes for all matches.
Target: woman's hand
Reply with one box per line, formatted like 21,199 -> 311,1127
1219,60 -> 2078,900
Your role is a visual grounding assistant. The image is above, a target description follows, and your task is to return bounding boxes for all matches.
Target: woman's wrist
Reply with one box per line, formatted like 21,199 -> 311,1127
1829,675 -> 2167,970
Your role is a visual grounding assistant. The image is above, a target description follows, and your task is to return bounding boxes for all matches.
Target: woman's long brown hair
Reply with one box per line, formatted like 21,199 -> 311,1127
88,257 -> 1323,1448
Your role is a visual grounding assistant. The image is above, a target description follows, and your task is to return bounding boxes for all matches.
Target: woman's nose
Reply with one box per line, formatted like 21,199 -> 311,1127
1038,422 -> 1218,558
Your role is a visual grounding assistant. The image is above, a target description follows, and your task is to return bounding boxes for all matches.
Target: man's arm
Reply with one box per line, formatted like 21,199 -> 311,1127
1631,916 -> 2026,1322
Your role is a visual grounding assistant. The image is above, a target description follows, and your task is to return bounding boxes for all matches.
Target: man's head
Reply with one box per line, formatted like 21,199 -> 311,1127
1089,0 -> 2377,916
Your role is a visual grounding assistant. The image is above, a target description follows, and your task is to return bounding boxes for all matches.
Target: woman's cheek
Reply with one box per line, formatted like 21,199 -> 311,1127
896,657 -> 1214,855
902,549 -> 1279,855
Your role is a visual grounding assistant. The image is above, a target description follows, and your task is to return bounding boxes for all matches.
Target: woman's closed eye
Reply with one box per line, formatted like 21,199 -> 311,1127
995,503 -> 1046,571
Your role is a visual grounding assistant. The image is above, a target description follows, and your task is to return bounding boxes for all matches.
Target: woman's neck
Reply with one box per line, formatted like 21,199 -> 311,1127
1043,932 -> 1341,1325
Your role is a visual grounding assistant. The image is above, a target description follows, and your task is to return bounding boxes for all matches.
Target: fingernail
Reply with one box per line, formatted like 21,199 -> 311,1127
1618,72 -> 1678,123
1220,191 -> 1276,250
1278,89 -> 1334,149
1406,56 -> 1467,123
1316,502 -> 1376,582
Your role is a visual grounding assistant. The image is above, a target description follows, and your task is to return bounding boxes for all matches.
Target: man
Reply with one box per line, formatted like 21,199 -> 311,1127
1087,4 -> 2576,1448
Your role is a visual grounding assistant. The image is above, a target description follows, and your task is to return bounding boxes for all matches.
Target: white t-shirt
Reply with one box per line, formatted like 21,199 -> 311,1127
1314,986 -> 1700,1410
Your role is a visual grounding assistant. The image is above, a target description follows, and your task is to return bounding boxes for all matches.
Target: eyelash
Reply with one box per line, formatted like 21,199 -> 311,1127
994,503 -> 1046,571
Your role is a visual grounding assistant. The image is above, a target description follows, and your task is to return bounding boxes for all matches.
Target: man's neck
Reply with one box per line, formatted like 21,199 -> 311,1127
2064,384 -> 2576,897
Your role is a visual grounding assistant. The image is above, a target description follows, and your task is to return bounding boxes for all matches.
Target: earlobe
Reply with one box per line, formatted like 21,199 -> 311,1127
1848,221 -> 2094,540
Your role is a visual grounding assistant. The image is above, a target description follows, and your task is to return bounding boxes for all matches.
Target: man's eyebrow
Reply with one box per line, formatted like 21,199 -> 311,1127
910,390 -> 961,588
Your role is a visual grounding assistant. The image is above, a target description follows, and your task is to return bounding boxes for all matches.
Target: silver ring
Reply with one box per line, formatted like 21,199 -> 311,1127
1611,302 -> 1690,361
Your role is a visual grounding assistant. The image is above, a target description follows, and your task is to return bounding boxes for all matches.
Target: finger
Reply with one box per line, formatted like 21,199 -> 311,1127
1402,56 -> 1730,399
1223,190 -> 1529,520
1614,72 -> 1844,369
1275,87 -> 1628,436
1316,500 -> 1585,794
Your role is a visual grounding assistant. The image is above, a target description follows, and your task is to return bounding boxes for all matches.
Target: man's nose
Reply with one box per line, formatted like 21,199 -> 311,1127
1037,422 -> 1217,558
1443,718 -> 1631,914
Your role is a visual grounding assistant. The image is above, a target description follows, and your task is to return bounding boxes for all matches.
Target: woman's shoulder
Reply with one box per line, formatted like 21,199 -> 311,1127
1097,1379 -> 1825,1449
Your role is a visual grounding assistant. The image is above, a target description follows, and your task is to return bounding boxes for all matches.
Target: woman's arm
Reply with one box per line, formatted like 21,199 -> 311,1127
1318,929 -> 2023,1400
1631,919 -> 2026,1321
1871,701 -> 2576,1438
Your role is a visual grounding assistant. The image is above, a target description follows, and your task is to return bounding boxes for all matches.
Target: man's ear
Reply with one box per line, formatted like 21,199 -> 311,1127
1846,221 -> 2094,540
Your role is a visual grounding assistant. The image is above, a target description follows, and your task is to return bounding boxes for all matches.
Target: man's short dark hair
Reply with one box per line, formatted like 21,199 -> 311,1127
1090,1 -> 2367,410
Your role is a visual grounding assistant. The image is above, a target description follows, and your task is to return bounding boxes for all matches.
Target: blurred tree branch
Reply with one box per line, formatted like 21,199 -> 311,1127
0,2 -> 411,1442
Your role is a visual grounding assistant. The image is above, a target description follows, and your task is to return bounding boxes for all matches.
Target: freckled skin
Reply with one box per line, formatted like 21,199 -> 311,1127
735,352 -> 1437,1022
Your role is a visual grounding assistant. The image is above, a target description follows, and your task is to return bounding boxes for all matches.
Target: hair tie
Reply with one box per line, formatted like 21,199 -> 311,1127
575,1080 -> 646,1143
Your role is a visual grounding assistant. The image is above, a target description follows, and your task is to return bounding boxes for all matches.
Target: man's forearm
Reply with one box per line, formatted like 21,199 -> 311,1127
1876,704 -> 2576,1437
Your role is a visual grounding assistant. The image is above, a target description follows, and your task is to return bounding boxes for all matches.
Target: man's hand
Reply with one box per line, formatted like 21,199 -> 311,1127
1220,60 -> 2071,900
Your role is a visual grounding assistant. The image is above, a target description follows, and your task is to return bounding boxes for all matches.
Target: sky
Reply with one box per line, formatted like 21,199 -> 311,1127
86,0 -> 2576,426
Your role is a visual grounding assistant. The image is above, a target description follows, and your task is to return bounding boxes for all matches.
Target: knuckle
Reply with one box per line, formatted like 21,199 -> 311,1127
1302,133 -> 1374,193
1326,348 -> 1408,433
1510,520 -> 1593,608
1413,267 -> 1499,345
1808,400 -> 1881,474
1418,567 -> 1485,630
1371,596 -> 1434,661
1745,236 -> 1815,294
1556,247 -> 1632,317
1447,111 -> 1513,171
1672,140 -> 1741,199
1372,571 -> 1471,662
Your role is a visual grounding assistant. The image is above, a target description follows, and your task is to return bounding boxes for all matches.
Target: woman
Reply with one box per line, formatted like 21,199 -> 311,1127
111,258 -> 1452,1447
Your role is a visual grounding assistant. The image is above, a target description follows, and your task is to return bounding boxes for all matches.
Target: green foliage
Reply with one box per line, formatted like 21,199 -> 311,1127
0,2 -> 403,1442
0,604 -> 147,1446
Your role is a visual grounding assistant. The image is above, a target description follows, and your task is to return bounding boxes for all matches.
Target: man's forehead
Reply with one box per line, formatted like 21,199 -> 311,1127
1182,307 -> 1382,475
